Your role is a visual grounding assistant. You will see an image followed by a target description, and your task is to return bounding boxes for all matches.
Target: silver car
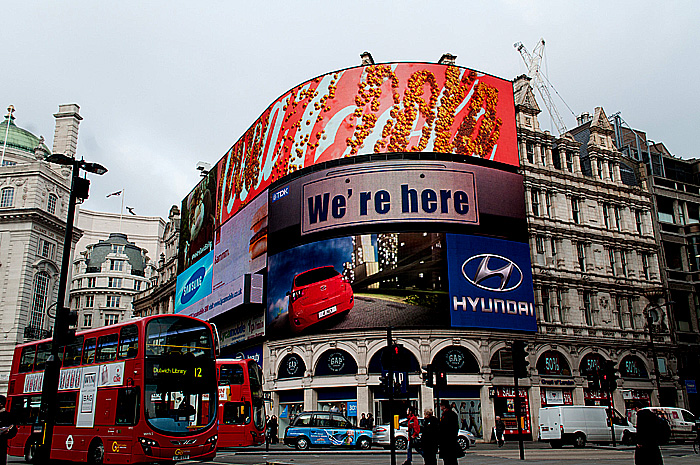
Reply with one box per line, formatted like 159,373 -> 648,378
373,417 -> 476,450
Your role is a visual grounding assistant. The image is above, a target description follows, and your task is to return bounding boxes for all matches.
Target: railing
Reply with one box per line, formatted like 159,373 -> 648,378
24,326 -> 51,340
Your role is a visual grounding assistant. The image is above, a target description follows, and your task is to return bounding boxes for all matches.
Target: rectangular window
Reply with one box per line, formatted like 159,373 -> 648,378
536,236 -> 545,254
83,338 -> 96,365
541,287 -> 551,322
105,314 -> 120,326
687,203 -> 699,224
608,162 -> 615,181
571,197 -> 581,224
540,148 -> 547,166
577,242 -> 586,272
118,325 -> 139,359
85,295 -> 94,308
552,147 -> 561,169
621,250 -> 628,276
602,203 -> 611,229
627,298 -> 635,330
642,254 -> 650,280
47,194 -> 57,215
222,402 -> 251,425
35,342 -> 52,371
38,239 -> 56,260
106,295 -> 121,308
110,260 -> 124,271
550,237 -> 557,258
566,152 -> 573,172
19,346 -> 36,373
616,296 -> 625,329
635,209 -> 644,234
63,336 -> 84,368
526,142 -> 534,163
557,289 -> 565,323
55,392 -> 78,425
583,292 -> 593,326
96,334 -> 119,363
87,277 -> 96,288
597,159 -> 604,179
133,280 -> 141,291
109,277 -> 122,288
0,187 -> 14,208
545,193 -> 552,217
11,395 -> 41,426
679,203 -> 687,225
531,189 -> 541,216
112,245 -> 125,254
608,248 -> 617,275
615,206 -> 622,231
83,313 -> 92,328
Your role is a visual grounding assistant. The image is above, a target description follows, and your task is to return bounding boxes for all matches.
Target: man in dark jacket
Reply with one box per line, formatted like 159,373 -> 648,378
421,408 -> 439,465
634,404 -> 668,465
495,416 -> 506,447
438,400 -> 460,465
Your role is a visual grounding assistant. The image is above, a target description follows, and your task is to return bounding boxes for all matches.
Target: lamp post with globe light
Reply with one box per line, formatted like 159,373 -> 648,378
35,153 -> 106,462
641,288 -> 673,404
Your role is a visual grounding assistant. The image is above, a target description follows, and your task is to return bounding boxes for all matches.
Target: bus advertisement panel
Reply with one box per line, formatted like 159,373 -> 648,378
7,315 -> 218,464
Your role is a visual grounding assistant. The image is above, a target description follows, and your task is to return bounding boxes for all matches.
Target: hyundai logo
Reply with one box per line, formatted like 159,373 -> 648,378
461,254 -> 523,292
181,267 -> 206,304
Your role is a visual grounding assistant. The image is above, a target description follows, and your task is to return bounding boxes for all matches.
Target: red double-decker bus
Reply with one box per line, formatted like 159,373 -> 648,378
216,358 -> 265,447
7,315 -> 218,464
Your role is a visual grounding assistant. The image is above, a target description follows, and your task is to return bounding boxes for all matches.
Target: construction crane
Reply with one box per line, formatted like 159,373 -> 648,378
514,38 -> 570,135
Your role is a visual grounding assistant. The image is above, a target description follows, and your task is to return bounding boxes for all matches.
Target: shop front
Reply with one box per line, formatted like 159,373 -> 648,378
373,386 -> 419,425
317,387 -> 358,423
278,389 -> 304,435
489,387 -> 531,437
434,386 -> 483,438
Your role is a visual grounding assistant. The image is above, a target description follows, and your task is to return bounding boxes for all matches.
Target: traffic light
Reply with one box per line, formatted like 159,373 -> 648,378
511,340 -> 530,378
602,360 -> 618,392
435,369 -> 447,388
587,367 -> 601,391
381,343 -> 404,371
423,364 -> 434,388
379,372 -> 390,395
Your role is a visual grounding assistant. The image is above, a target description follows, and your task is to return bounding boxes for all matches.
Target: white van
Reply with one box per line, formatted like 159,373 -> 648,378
539,406 -> 636,448
641,407 -> 696,442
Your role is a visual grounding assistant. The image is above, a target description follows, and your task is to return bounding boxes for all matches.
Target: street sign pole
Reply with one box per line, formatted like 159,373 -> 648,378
387,328 -> 396,465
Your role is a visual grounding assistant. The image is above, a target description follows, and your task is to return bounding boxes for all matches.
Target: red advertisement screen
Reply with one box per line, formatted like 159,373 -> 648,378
216,63 -> 516,226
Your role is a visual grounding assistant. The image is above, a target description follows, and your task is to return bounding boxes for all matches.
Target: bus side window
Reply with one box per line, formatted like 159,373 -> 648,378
96,334 -> 119,363
83,338 -> 96,365
55,392 -> 78,425
115,387 -> 140,426
34,342 -> 52,371
117,325 -> 139,359
219,365 -> 244,386
18,346 -> 37,373
10,395 -> 41,425
62,336 -> 84,368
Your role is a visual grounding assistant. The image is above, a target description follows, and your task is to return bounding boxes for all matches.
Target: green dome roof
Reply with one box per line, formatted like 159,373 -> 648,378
0,116 -> 51,156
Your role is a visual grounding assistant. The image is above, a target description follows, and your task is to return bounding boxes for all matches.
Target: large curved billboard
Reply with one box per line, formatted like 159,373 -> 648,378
215,63 -> 517,226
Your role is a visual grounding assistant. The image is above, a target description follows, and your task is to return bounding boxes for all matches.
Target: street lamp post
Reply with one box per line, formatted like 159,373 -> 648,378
36,154 -> 106,463
642,289 -> 672,406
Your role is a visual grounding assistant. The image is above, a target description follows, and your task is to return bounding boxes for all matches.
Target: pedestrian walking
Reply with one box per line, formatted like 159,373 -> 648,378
403,406 -> 420,465
367,413 -> 374,429
439,400 -> 462,465
0,395 -> 16,465
633,403 -> 670,465
269,415 -> 279,444
421,408 -> 439,465
359,413 -> 368,429
495,416 -> 505,447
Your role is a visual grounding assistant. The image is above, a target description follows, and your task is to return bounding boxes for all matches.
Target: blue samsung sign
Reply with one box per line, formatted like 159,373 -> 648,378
447,234 -> 536,332
175,251 -> 214,313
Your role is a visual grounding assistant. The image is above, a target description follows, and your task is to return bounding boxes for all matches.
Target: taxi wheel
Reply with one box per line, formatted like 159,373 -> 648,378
458,436 -> 469,450
357,437 -> 371,450
296,436 -> 310,450
88,439 -> 105,465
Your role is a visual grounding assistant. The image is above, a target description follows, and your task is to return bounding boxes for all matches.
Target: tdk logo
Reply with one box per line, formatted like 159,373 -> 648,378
461,254 -> 523,292
272,187 -> 289,202
181,267 -> 205,304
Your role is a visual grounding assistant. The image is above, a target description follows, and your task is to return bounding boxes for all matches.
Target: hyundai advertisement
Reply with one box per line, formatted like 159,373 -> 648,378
215,63 -> 517,225
447,234 -> 536,332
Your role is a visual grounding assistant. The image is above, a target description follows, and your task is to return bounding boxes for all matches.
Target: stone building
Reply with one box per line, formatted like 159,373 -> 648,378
132,205 -> 180,318
70,232 -> 155,329
611,122 -> 700,413
0,104 -> 83,390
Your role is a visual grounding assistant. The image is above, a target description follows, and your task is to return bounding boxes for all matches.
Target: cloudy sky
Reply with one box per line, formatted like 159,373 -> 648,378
5,1 -> 699,219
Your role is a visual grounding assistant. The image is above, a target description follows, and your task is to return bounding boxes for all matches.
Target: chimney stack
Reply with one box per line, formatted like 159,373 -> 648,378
53,104 -> 82,157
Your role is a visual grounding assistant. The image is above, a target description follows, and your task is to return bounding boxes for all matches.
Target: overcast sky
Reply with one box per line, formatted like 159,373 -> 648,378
5,1 -> 699,219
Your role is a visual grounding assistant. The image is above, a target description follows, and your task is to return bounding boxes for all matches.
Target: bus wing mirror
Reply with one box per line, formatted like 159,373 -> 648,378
210,322 -> 221,357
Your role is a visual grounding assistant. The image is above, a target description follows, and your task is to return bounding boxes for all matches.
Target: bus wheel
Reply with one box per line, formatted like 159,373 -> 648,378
357,436 -> 371,450
88,439 -> 105,465
24,438 -> 39,463
295,436 -> 310,450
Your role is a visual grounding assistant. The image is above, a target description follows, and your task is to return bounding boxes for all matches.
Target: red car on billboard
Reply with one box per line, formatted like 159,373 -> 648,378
287,266 -> 354,333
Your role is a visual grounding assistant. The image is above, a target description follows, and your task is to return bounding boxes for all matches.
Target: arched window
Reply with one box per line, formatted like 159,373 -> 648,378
537,350 -> 572,376
432,346 -> 480,373
47,193 -> 57,215
0,187 -> 14,208
619,356 -> 648,379
579,353 -> 606,377
314,349 -> 358,377
278,353 -> 306,379
367,346 -> 420,374
29,272 -> 50,329
489,349 -> 513,373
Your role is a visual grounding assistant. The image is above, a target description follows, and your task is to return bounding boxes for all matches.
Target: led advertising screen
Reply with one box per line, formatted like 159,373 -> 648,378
175,251 -> 214,314
446,234 -> 536,331
268,159 -> 527,251
179,169 -> 218,273
267,232 -> 449,339
216,63 -> 517,225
